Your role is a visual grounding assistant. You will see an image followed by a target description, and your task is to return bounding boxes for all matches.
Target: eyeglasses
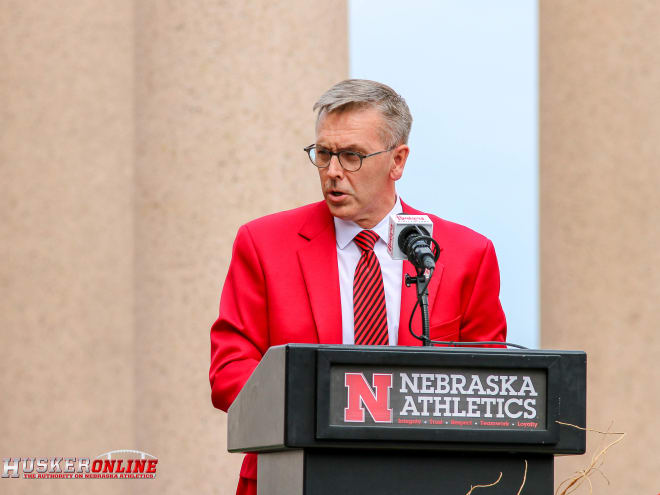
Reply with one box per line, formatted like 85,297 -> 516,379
303,144 -> 394,172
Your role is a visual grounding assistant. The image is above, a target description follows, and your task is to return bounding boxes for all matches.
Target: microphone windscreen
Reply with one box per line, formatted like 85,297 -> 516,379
387,214 -> 433,260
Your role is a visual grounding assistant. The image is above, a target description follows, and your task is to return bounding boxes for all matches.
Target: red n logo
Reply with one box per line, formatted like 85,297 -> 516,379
344,373 -> 393,423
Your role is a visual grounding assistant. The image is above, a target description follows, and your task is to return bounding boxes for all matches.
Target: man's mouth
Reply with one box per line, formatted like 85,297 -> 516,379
327,190 -> 349,203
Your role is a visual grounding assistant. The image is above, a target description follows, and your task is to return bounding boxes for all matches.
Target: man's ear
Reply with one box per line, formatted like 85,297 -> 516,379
389,144 -> 410,181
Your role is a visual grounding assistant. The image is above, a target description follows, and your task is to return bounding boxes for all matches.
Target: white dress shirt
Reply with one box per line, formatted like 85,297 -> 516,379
334,196 -> 403,345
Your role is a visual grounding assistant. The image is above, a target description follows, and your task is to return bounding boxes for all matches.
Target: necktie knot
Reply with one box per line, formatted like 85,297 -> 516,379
354,230 -> 379,252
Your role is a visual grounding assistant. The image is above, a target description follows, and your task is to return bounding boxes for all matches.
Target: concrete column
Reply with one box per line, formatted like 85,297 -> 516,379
1,1 -> 346,492
133,1 -> 347,493
0,1 -> 134,494
540,1 -> 660,490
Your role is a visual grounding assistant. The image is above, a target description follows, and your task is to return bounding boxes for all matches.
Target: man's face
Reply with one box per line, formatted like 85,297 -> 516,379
315,107 -> 409,229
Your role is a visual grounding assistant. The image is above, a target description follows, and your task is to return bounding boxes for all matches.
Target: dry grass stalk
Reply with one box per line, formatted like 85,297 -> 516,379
555,421 -> 626,495
464,459 -> 527,495
516,459 -> 528,495
464,471 -> 502,494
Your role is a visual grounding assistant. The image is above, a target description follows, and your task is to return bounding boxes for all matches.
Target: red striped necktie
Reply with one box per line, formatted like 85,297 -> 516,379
353,230 -> 389,346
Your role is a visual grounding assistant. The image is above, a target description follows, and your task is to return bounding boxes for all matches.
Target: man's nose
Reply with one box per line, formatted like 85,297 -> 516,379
326,154 -> 344,179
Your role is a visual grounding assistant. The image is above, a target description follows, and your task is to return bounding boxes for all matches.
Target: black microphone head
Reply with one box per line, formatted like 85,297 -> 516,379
398,225 -> 435,270
398,225 -> 430,256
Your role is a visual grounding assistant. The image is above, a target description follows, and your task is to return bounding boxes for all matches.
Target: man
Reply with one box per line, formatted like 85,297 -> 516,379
209,79 -> 506,495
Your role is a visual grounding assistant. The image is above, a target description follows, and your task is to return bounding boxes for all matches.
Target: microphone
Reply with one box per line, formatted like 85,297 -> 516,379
387,214 -> 436,270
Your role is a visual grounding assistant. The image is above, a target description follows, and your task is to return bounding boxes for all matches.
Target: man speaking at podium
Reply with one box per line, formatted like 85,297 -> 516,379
209,79 -> 507,495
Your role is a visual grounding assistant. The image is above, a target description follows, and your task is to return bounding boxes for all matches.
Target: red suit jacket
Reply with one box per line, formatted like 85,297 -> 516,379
209,200 -> 506,490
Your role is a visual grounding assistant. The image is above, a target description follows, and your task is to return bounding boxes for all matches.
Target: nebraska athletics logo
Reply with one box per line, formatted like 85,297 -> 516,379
2,450 -> 158,479
343,373 -> 393,423
335,367 -> 546,430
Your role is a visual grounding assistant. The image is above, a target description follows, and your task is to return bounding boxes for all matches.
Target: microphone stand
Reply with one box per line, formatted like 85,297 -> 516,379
405,266 -> 432,346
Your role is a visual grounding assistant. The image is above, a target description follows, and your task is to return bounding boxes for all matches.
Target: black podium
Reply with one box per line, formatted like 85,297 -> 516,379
227,344 -> 586,494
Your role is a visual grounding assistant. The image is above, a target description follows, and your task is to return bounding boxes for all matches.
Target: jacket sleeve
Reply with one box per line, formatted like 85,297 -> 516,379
209,224 -> 270,412
459,239 -> 507,344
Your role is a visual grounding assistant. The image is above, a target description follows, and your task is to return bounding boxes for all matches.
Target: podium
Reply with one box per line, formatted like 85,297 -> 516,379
228,344 -> 586,494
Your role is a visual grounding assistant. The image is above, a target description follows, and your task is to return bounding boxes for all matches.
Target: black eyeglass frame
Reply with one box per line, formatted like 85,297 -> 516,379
303,144 -> 395,172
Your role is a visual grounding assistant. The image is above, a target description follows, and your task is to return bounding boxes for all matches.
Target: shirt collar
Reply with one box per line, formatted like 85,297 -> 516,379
334,196 -> 402,250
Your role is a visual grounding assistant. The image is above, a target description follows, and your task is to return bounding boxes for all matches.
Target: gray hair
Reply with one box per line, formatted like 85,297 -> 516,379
313,79 -> 412,147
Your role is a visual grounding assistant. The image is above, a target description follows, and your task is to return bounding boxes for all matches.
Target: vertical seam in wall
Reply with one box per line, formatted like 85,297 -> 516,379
534,0 -> 541,349
130,0 -> 139,479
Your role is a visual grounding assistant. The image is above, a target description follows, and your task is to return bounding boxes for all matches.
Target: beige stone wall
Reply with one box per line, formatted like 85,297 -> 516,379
540,0 -> 660,491
0,1 -> 347,494
0,2 -> 135,494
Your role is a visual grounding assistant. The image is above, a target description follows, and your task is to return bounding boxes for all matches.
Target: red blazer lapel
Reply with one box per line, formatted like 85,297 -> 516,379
397,200 -> 445,346
297,203 -> 342,344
